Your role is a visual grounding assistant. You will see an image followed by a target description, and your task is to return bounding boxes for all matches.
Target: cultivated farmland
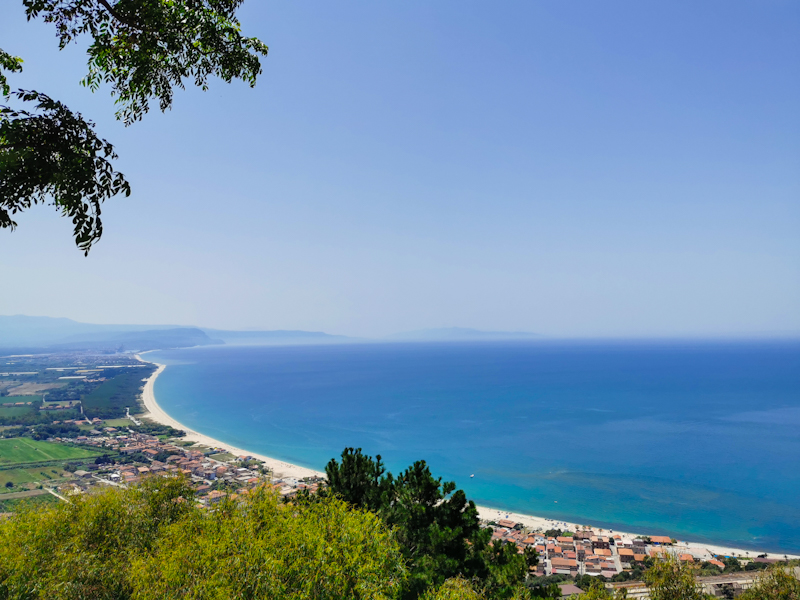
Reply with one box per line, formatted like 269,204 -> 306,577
0,438 -> 102,465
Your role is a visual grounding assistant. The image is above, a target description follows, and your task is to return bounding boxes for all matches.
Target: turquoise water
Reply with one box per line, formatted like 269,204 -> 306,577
148,341 -> 800,554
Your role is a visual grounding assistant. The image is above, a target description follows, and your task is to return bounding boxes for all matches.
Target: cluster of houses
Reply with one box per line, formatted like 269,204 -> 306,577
486,520 -> 800,598
490,519 -> 727,580
50,426 -> 323,506
28,422 -> 799,599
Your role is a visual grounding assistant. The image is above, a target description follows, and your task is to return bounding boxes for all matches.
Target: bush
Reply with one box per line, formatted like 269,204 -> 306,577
132,490 -> 405,599
421,577 -> 533,600
29,423 -> 82,440
739,564 -> 800,599
422,577 -> 485,600
127,422 -> 185,438
0,476 -> 405,600
644,553 -> 705,600
543,529 -> 563,538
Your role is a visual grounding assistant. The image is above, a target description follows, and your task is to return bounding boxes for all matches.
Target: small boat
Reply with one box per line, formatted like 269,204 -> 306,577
470,474 -> 475,478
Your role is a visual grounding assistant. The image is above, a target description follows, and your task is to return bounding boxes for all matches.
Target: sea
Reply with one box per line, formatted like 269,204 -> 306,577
147,341 -> 800,554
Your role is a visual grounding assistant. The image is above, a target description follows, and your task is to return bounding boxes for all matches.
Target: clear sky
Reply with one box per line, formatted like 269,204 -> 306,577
1,1 -> 798,338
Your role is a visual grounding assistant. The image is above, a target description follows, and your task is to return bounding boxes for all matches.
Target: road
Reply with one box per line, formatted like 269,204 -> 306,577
125,407 -> 142,426
45,487 -> 70,503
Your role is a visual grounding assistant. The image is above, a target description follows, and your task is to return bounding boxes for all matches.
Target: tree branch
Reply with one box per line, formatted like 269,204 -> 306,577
96,0 -> 143,31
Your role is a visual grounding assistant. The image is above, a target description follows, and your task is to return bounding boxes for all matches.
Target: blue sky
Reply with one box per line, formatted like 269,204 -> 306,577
1,1 -> 798,337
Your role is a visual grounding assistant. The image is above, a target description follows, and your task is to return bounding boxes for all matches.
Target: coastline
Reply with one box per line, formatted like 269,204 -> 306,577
135,354 -> 324,480
134,354 -> 798,560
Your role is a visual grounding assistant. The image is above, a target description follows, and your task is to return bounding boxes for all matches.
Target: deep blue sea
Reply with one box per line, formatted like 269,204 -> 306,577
148,341 -> 800,554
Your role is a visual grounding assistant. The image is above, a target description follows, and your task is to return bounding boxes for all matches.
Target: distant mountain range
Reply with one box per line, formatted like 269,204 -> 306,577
0,315 -> 348,353
200,328 -> 353,346
0,316 -> 541,354
386,327 -> 542,342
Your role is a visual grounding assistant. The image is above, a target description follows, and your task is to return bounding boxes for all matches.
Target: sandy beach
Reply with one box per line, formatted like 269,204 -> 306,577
136,355 -> 324,480
134,354 -> 798,560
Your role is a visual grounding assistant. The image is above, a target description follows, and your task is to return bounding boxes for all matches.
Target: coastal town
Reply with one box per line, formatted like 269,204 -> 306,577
3,406 -> 796,598
5,416 -> 797,599
3,2 -> 797,595
2,353 -> 799,599
0,353 -> 323,510
486,518 -> 798,598
6,416 -> 323,507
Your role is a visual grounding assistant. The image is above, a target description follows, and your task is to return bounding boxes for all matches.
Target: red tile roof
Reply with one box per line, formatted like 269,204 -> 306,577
650,535 -> 672,544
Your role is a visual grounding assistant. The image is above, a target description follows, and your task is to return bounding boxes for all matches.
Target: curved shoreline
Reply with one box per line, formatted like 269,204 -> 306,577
136,355 -> 323,480
134,354 -> 798,559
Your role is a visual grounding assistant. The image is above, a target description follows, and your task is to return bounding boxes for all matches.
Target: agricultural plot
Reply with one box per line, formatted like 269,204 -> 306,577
0,438 -> 102,465
0,405 -> 36,418
208,452 -> 236,462
0,466 -> 69,491
42,398 -> 78,407
1,395 -> 41,404
4,383 -> 63,395
0,492 -> 61,511
102,419 -> 133,428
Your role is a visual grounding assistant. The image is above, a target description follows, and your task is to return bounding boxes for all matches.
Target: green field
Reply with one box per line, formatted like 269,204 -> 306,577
0,396 -> 40,419
1,395 -> 41,404
208,452 -> 236,462
0,493 -> 61,511
0,405 -> 36,418
0,466 -> 71,492
0,468 -> 42,489
0,438 -> 103,466
42,399 -> 77,408
102,419 -> 133,428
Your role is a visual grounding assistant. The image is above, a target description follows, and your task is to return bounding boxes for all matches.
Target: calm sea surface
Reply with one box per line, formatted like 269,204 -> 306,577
148,341 -> 800,554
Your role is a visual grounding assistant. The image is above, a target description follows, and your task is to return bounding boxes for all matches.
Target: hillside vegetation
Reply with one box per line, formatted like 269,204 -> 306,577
0,477 -> 404,599
80,366 -> 155,419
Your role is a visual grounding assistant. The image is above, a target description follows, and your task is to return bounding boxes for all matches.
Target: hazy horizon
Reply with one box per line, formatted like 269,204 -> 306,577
2,314 -> 799,343
1,1 -> 798,339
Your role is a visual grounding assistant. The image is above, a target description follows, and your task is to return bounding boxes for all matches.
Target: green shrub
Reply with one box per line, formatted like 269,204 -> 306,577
0,475 -> 404,600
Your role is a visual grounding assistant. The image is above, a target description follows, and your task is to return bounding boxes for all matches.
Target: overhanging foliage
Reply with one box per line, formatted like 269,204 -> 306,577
1,0 -> 268,252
